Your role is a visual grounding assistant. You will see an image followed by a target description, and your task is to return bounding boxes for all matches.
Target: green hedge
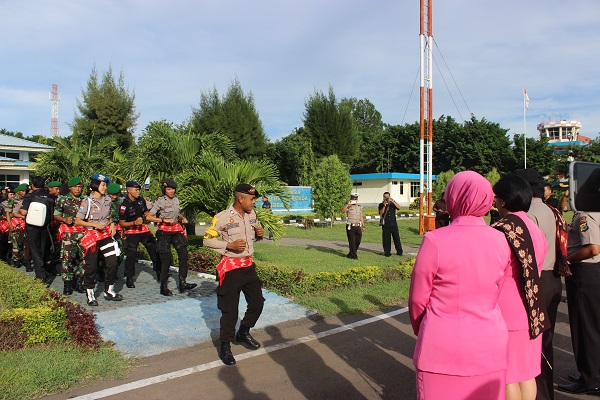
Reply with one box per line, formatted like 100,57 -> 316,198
0,262 -> 102,351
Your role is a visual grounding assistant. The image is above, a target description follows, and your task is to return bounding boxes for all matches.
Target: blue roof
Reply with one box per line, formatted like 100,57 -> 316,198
0,133 -> 54,149
351,172 -> 437,180
547,140 -> 588,147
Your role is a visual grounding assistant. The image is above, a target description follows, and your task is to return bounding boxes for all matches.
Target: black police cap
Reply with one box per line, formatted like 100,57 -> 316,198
126,180 -> 141,189
160,178 -> 178,189
234,183 -> 259,197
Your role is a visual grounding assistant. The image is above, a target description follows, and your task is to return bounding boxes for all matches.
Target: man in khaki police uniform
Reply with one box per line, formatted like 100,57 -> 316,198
203,183 -> 265,366
558,211 -> 600,395
342,193 -> 365,260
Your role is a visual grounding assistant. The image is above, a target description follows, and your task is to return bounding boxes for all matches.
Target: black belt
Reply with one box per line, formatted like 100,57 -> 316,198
347,223 -> 361,227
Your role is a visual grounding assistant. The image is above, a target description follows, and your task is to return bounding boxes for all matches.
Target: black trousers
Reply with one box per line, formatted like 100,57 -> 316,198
565,262 -> 600,389
123,231 -> 161,278
217,264 -> 264,342
0,233 -> 8,262
26,225 -> 52,280
84,237 -> 118,289
535,271 -> 563,400
156,230 -> 188,283
382,225 -> 403,256
346,225 -> 362,259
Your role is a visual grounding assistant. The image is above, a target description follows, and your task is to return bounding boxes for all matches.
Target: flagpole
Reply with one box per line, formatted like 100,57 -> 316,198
523,87 -> 528,168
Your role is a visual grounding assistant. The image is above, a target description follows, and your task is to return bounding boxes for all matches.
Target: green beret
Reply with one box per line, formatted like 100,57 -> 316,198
47,181 -> 62,188
107,183 -> 121,195
68,177 -> 82,187
15,184 -> 28,192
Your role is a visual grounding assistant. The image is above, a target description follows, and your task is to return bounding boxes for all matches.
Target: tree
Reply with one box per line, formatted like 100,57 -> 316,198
265,128 -> 316,186
512,134 -> 555,175
312,155 -> 352,226
436,115 -> 517,174
485,167 -> 501,186
385,123 -> 420,174
190,78 -> 268,159
432,170 -> 455,201
71,65 -> 138,151
32,135 -> 126,183
302,86 -> 360,164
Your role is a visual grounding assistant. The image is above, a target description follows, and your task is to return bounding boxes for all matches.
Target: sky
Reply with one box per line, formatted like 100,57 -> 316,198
1,0 -> 599,144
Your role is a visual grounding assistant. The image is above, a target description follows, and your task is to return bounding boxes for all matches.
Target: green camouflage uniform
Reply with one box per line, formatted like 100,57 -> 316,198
6,194 -> 29,267
54,193 -> 85,281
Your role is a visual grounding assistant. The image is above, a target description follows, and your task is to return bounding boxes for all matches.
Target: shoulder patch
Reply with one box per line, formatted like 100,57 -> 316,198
580,216 -> 589,232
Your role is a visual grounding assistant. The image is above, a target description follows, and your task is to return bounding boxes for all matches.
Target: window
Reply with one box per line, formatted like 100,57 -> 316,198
0,152 -> 20,160
353,182 -> 362,186
547,127 -> 560,141
399,181 -> 404,195
392,181 -> 398,185
0,174 -> 21,189
410,182 -> 420,198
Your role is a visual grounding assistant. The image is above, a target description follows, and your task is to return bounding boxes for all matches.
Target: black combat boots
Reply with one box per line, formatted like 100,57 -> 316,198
235,324 -> 260,349
63,280 -> 73,295
126,277 -> 135,288
178,278 -> 197,293
160,282 -> 173,296
219,342 -> 236,366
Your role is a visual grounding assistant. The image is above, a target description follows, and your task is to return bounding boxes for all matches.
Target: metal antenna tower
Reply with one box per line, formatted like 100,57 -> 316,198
419,0 -> 434,235
49,83 -> 59,137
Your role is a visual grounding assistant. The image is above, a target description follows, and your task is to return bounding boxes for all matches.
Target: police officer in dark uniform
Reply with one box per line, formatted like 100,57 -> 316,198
118,181 -> 161,288
20,176 -> 55,282
378,192 -> 403,256
146,178 -> 197,296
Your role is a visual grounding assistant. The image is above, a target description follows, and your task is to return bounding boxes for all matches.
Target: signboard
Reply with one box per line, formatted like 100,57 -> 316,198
260,186 -> 313,214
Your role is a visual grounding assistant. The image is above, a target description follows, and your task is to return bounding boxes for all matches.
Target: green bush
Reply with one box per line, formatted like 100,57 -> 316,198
1,306 -> 69,345
188,247 -> 219,274
256,259 -> 414,296
0,262 -> 103,350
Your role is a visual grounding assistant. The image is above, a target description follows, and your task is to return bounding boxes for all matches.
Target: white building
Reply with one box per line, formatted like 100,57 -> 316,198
350,172 -> 437,206
0,133 -> 54,189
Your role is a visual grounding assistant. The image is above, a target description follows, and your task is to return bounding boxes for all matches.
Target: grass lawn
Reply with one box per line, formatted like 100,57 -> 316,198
254,241 -> 411,274
0,344 -> 130,400
282,218 -> 424,248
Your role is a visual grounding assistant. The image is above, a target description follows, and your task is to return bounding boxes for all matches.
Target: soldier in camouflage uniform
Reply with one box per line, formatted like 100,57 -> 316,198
53,177 -> 86,295
6,184 -> 30,270
47,181 -> 62,276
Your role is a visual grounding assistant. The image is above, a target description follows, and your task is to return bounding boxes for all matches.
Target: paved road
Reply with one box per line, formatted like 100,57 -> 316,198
45,297 -> 588,400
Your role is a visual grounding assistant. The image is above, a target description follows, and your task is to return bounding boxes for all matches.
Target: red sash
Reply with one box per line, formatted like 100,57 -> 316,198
81,226 -> 112,254
158,222 -> 187,238
57,223 -> 85,241
0,220 -> 8,234
10,217 -> 25,232
216,255 -> 253,283
124,224 -> 150,235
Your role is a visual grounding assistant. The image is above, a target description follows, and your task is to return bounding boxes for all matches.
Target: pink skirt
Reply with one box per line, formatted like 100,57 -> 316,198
416,369 -> 506,400
506,329 -> 542,384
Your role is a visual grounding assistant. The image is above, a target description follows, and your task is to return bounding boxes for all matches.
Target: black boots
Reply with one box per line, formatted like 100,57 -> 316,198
178,278 -> 197,293
160,282 -> 173,296
126,277 -> 135,288
236,325 -> 261,349
86,289 -> 98,306
104,284 -> 124,301
219,342 -> 236,365
63,280 -> 73,295
74,276 -> 86,293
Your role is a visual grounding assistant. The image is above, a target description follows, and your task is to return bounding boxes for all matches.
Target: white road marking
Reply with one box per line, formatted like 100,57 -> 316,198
71,308 -> 409,400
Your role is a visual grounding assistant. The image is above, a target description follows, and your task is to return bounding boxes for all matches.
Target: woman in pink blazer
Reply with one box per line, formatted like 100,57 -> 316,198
492,174 -> 547,400
409,171 -> 512,400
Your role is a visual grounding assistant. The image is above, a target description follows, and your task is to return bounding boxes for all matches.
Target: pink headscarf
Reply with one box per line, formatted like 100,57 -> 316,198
445,171 -> 494,218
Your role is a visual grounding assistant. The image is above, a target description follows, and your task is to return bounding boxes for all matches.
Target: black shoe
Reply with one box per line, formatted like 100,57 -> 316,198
568,373 -> 582,383
557,381 -> 600,394
26,265 -> 34,272
87,299 -> 99,306
397,252 -> 403,256
104,291 -> 124,301
126,277 -> 135,288
236,327 -> 260,349
384,254 -> 391,257
63,281 -> 73,295
219,342 -> 236,366
178,279 -> 197,293
160,283 -> 173,296
75,276 -> 86,293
